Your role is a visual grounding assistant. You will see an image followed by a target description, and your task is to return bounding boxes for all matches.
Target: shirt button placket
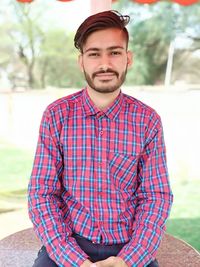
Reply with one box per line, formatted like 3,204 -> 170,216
98,121 -> 104,232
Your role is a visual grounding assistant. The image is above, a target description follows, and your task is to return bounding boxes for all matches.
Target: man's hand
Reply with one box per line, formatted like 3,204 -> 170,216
90,256 -> 128,267
80,259 -> 94,267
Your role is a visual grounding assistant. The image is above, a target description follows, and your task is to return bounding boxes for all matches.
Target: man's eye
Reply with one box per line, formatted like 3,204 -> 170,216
111,51 -> 121,55
88,53 -> 99,57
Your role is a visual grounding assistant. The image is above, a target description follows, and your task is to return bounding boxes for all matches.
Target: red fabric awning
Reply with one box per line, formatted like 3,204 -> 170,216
16,0 -> 200,6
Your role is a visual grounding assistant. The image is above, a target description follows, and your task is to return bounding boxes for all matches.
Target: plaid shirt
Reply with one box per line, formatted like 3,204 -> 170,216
28,88 -> 173,267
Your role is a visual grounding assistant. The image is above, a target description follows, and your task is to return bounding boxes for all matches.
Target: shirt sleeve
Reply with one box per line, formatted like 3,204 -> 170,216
28,108 -> 89,267
118,112 -> 173,267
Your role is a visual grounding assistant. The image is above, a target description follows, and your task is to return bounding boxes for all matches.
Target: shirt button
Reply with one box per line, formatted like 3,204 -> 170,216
99,130 -> 103,135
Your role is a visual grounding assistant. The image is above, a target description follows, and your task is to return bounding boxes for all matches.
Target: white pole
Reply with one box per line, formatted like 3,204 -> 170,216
164,40 -> 175,88
90,0 -> 112,15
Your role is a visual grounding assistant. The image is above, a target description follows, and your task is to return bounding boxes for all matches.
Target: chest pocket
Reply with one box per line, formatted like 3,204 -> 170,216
109,153 -> 138,192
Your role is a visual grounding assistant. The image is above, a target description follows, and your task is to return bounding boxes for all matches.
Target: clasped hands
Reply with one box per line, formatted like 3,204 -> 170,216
81,257 -> 128,267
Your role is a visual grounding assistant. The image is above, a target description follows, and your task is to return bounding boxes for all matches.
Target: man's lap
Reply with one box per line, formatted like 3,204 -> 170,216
33,247 -> 159,267
33,246 -> 58,267
33,234 -> 159,267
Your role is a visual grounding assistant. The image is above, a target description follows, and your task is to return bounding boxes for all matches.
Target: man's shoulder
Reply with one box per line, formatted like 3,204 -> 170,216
45,89 -> 83,114
123,93 -> 162,131
123,93 -> 159,117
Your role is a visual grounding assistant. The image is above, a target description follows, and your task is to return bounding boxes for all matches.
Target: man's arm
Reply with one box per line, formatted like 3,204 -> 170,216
117,112 -> 173,267
28,108 -> 89,267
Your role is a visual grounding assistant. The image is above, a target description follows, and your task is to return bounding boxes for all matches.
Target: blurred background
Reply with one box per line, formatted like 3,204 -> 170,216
0,0 -> 199,252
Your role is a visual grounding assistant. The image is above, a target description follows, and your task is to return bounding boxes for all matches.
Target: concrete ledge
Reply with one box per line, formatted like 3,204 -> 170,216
0,228 -> 40,267
0,228 -> 200,267
156,233 -> 200,266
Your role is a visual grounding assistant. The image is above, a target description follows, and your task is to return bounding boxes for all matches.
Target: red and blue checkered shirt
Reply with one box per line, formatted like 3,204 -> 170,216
28,88 -> 173,267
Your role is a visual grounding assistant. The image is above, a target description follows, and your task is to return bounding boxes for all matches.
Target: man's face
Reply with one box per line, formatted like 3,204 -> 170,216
78,28 -> 133,94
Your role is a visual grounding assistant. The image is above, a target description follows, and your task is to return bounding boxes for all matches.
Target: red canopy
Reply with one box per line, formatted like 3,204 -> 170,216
16,0 -> 200,6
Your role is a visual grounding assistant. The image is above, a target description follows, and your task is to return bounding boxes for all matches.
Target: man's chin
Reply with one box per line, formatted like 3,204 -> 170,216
91,86 -> 119,94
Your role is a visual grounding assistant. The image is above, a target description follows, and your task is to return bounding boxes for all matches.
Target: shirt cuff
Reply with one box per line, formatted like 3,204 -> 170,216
117,243 -> 153,267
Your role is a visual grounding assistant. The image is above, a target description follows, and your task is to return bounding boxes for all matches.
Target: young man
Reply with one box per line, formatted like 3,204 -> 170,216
28,10 -> 173,267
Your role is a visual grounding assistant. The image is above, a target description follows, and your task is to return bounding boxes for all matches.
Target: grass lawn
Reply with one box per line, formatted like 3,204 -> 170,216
166,178 -> 200,251
0,143 -> 200,252
0,143 -> 33,193
167,217 -> 200,252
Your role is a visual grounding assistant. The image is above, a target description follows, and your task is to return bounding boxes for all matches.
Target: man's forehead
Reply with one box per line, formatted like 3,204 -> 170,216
83,28 -> 127,52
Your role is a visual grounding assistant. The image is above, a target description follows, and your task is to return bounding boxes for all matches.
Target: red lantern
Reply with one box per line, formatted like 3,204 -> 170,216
133,0 -> 158,3
16,0 -> 34,3
131,0 -> 199,4
172,0 -> 199,5
15,0 -> 200,5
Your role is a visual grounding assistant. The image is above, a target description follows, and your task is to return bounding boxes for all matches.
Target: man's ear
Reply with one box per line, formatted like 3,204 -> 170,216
78,54 -> 84,72
127,50 -> 133,69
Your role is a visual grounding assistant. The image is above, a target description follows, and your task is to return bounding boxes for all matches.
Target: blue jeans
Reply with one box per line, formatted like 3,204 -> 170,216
33,233 -> 159,267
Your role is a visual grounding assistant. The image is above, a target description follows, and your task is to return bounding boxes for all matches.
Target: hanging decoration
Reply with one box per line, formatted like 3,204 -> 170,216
16,0 -> 200,5
172,0 -> 199,5
17,0 -> 34,3
132,0 -> 199,5
133,0 -> 158,4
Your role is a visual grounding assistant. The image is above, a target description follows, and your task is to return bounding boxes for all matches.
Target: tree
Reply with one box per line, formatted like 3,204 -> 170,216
113,0 -> 200,85
10,2 -> 45,88
37,30 -> 84,88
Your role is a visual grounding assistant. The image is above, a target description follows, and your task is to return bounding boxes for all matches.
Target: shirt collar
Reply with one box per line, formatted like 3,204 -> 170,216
81,88 -> 124,121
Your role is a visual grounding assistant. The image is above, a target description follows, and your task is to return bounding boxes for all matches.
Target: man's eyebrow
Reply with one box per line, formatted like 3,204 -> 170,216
107,46 -> 125,50
84,48 -> 100,53
84,46 -> 125,54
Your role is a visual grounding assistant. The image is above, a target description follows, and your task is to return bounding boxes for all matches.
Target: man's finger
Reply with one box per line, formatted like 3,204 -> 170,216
94,257 -> 115,267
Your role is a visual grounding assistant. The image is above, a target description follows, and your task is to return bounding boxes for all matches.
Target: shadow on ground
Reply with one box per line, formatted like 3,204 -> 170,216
0,189 -> 27,213
0,208 -> 16,214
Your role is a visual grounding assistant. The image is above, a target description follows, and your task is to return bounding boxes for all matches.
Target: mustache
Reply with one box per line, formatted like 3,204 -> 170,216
92,69 -> 119,79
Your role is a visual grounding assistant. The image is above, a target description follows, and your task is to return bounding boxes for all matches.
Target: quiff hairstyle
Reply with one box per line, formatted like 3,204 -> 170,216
74,10 -> 130,53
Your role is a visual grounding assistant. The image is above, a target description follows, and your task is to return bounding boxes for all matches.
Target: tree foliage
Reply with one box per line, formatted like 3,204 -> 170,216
114,0 -> 200,85
37,30 -> 84,88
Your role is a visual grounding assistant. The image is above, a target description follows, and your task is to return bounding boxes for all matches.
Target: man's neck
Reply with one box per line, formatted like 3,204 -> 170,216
86,86 -> 121,110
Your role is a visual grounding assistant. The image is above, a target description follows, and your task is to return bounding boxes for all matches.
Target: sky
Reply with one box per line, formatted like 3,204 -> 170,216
0,0 -> 92,32
43,0 -> 91,31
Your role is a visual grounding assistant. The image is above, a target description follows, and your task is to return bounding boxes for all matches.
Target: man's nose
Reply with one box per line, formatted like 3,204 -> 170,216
99,55 -> 111,71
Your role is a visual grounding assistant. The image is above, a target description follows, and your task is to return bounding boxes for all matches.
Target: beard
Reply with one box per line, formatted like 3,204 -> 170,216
83,65 -> 128,94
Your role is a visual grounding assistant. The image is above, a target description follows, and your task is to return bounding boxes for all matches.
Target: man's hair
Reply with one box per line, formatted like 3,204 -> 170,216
74,10 -> 130,53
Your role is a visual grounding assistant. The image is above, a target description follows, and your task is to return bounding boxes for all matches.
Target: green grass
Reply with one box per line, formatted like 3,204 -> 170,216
0,143 -> 33,193
167,218 -> 200,252
0,143 -> 200,252
166,178 -> 200,251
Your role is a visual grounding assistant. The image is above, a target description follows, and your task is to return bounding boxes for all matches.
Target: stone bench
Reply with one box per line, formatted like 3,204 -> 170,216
0,228 -> 200,266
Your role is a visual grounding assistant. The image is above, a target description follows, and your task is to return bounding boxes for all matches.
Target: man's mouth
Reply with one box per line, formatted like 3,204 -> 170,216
95,72 -> 116,78
94,72 -> 117,79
